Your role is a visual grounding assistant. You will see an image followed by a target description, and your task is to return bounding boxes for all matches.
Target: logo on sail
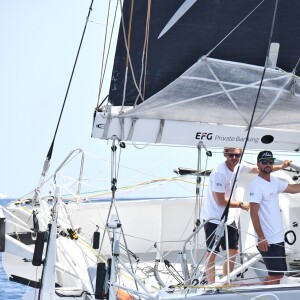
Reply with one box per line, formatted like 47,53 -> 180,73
195,132 -> 213,140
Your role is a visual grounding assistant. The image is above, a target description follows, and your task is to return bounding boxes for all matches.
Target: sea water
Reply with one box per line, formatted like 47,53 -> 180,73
0,256 -> 30,299
0,199 -> 32,299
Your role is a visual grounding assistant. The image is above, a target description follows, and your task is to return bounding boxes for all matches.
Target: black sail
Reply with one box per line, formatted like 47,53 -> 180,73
108,0 -> 300,107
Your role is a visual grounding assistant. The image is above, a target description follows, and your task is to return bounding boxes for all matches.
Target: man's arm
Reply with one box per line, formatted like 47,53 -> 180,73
250,202 -> 268,251
284,183 -> 300,194
213,192 -> 249,210
273,160 -> 291,171
248,160 -> 291,174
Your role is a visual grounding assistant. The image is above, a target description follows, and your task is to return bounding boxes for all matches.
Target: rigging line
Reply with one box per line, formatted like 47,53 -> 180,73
123,70 -> 290,117
143,0 -> 151,102
206,0 -> 266,57
195,144 -> 202,222
205,60 -> 250,124
97,0 -> 111,105
97,140 -> 140,293
253,75 -> 294,126
293,58 -> 300,74
113,144 -> 142,294
97,0 -> 119,108
98,138 -> 118,254
97,0 -> 111,106
201,156 -> 210,202
46,0 -> 95,161
191,144 -> 206,266
221,0 -> 280,223
134,0 -> 151,106
126,0 -> 134,68
119,0 -> 144,111
184,72 -> 290,86
121,0 -> 134,111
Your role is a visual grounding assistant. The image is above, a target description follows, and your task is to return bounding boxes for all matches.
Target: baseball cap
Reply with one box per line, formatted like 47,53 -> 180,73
257,150 -> 276,162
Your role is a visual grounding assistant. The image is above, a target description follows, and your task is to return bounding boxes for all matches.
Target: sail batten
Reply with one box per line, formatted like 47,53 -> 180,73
119,58 -> 300,128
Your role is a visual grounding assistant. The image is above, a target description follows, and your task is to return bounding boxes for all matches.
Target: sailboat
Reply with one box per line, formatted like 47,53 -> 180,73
1,0 -> 300,299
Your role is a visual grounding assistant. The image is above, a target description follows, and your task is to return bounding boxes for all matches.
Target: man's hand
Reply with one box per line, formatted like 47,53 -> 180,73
281,160 -> 291,169
257,237 -> 269,252
240,202 -> 250,211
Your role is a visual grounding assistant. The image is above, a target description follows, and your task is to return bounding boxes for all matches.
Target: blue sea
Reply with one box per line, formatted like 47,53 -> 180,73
0,258 -> 30,299
0,199 -> 32,299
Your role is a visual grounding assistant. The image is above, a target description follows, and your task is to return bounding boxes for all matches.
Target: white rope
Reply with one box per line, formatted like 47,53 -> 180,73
134,0 -> 151,106
118,0 -> 144,111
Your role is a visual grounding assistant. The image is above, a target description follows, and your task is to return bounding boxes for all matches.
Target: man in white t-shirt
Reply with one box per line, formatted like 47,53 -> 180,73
201,148 -> 252,284
201,148 -> 290,284
249,150 -> 300,285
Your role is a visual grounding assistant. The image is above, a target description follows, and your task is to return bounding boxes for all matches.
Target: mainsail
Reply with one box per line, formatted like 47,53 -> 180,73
108,0 -> 300,106
92,0 -> 300,151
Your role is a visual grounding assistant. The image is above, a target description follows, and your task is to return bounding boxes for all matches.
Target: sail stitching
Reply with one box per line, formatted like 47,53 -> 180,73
182,74 -> 290,91
205,60 -> 258,124
252,75 -> 294,126
124,58 -> 290,117
122,62 -> 290,120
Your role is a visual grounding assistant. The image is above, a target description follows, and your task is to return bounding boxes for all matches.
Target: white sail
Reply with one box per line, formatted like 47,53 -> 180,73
93,57 -> 300,150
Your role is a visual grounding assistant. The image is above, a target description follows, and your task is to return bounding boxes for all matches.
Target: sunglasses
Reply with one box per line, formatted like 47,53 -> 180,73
260,159 -> 275,165
227,153 -> 241,158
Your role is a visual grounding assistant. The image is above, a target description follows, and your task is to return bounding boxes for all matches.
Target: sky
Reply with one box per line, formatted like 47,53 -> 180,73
0,0 -> 107,198
0,0 -> 218,200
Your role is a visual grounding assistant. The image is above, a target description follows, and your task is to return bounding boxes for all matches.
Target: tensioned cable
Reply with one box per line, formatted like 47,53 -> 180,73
33,1 -> 96,206
97,140 -> 141,293
97,0 -> 112,107
142,0 -> 151,102
134,0 -> 151,106
206,0 -> 266,57
46,0 -> 95,162
35,2 -> 95,296
119,0 -> 144,111
221,0 -> 279,222
97,0 -> 119,108
126,0 -> 134,68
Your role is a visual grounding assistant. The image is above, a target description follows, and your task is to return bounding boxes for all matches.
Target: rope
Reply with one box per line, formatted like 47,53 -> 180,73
221,0 -> 279,222
142,0 -> 151,102
97,0 -> 111,107
46,0 -> 95,161
97,0 -> 119,108
134,0 -> 151,106
119,0 -> 144,111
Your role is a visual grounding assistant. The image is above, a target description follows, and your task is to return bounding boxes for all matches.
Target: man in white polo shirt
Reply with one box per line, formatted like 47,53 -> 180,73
249,150 -> 300,285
